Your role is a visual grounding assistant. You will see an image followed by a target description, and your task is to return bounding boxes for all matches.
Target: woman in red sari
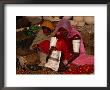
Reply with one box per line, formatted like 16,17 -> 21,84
55,19 -> 94,65
55,19 -> 94,74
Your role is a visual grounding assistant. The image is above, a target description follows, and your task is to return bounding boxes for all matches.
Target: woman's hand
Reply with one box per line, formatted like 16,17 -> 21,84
63,60 -> 68,65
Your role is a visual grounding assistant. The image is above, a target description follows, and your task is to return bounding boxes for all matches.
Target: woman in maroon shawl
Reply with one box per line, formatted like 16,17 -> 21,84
55,19 -> 94,65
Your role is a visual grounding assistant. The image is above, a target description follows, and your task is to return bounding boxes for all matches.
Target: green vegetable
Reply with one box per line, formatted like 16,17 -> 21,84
24,25 -> 42,36
29,25 -> 42,31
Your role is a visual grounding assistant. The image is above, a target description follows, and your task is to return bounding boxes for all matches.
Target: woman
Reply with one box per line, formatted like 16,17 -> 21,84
52,19 -> 94,73
56,19 -> 94,65
30,20 -> 55,49
31,20 -> 56,66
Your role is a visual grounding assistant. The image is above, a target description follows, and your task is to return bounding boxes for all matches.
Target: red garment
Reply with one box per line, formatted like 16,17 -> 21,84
38,40 -> 50,54
38,37 -> 94,66
38,38 -> 72,61
56,38 -> 72,61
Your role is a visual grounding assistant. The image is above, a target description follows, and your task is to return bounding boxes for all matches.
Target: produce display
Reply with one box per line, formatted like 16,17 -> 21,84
16,64 -> 94,74
16,16 -> 94,74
